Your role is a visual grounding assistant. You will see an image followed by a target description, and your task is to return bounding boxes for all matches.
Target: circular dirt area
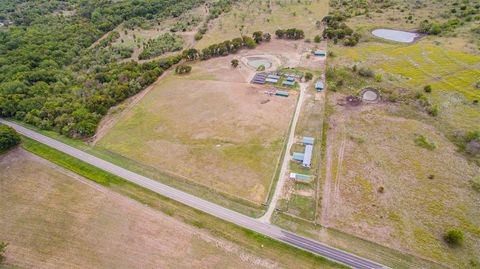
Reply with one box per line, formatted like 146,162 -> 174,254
241,54 -> 281,71
361,88 -> 380,102
246,57 -> 272,69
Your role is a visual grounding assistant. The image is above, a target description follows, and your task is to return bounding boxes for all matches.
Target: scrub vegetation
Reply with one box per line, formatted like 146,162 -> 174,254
0,125 -> 20,153
300,0 -> 480,268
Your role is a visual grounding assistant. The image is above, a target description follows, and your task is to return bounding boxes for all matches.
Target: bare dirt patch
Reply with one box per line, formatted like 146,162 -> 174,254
0,149 -> 277,269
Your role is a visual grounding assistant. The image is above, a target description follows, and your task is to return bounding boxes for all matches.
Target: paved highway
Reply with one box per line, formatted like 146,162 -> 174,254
1,119 -> 389,269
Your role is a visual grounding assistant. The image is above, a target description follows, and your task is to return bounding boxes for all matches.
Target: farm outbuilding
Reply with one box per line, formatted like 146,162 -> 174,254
314,50 -> 326,56
289,173 -> 312,182
251,73 -> 267,84
303,145 -> 313,168
303,137 -> 315,145
267,74 -> 281,80
266,78 -> 279,84
282,80 -> 295,87
292,152 -> 304,161
315,81 -> 324,91
275,90 -> 289,97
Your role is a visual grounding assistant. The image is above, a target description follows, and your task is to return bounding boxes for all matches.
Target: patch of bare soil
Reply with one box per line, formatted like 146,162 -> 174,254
0,149 -> 278,269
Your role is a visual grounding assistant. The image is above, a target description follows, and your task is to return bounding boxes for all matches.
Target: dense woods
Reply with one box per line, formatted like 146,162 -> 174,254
0,0 -> 204,138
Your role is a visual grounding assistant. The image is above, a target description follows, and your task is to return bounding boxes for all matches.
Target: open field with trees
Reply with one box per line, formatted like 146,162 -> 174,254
195,0 -> 329,49
97,53 -> 296,205
270,1 -> 480,268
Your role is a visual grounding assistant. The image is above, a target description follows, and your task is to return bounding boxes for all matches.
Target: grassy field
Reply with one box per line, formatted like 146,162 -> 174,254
97,54 -> 296,205
6,138 -> 349,269
272,0 -> 480,267
319,102 -> 480,268
196,0 -> 329,49
0,148 -> 273,269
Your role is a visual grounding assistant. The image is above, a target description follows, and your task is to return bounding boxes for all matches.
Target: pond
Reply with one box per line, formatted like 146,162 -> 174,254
247,57 -> 272,69
372,29 -> 420,43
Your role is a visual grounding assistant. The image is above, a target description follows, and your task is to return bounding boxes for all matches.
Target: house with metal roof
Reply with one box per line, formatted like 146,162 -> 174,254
303,137 -> 315,145
282,80 -> 295,87
303,145 -> 313,167
315,81 -> 324,91
275,90 -> 289,97
292,152 -> 304,162
314,50 -> 326,56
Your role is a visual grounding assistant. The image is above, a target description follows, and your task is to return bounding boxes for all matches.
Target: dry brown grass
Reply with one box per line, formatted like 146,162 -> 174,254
97,49 -> 298,204
0,149 -> 278,269
321,99 -> 480,268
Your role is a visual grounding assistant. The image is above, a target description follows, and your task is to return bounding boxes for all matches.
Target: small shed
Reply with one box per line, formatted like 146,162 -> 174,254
289,173 -> 312,182
303,137 -> 315,145
315,81 -> 324,91
286,77 -> 295,82
266,78 -> 278,84
314,50 -> 326,56
282,80 -> 295,87
292,152 -> 304,161
275,90 -> 289,97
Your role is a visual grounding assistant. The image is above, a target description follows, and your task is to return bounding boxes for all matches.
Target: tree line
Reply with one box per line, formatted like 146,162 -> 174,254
0,0 -> 205,138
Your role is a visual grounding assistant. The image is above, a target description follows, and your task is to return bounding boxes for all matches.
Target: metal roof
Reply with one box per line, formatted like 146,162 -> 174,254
292,152 -> 304,161
295,173 -> 311,181
314,50 -> 326,56
267,74 -> 281,80
303,137 -> 315,145
275,90 -> 289,97
315,81 -> 324,89
266,78 -> 278,83
303,145 -> 313,167
282,80 -> 295,86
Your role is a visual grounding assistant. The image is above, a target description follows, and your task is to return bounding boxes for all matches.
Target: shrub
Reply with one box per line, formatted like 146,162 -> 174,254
314,35 -> 321,43
175,65 -> 192,74
358,67 -> 374,78
231,59 -> 239,68
304,72 -> 313,81
375,73 -> 383,82
443,229 -> 464,246
427,104 -> 439,117
377,186 -> 385,193
414,134 -> 436,150
257,65 -> 265,71
194,33 -> 203,40
0,242 -> 6,264
470,177 -> 480,192
424,85 -> 432,93
0,125 -> 21,152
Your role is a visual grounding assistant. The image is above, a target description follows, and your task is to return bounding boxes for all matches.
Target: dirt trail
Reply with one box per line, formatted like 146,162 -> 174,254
320,111 -> 347,227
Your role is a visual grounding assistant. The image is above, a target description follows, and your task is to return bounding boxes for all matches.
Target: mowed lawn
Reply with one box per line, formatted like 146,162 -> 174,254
325,106 -> 480,269
98,56 -> 296,203
0,149 -> 277,269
